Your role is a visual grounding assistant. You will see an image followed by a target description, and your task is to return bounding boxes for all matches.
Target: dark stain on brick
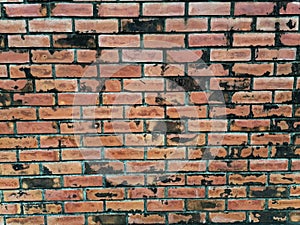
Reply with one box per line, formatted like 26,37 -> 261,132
84,162 -> 123,174
0,35 -> 5,48
155,96 -> 166,105
92,215 -> 126,225
150,121 -> 183,133
250,186 -> 288,198
263,104 -> 279,111
55,34 -> 96,48
209,91 -> 231,104
170,134 -> 198,143
95,192 -> 118,198
274,143 -> 296,158
22,178 -> 56,189
153,175 -> 181,184
19,67 -> 35,80
168,76 -> 201,91
286,19 -> 297,29
251,211 -> 287,223
0,93 -> 11,106
42,166 -> 53,175
278,2 -> 289,11
12,164 -> 29,171
122,19 -> 164,32
291,63 -> 299,75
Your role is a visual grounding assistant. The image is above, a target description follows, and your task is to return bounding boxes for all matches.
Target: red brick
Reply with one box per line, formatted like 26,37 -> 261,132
61,149 -> 101,160
256,48 -> 297,61
232,63 -> 274,76
280,33 -> 300,46
188,120 -> 227,132
0,51 -> 29,63
29,19 -> 72,32
75,20 -> 118,33
43,162 -> 82,174
124,79 -> 164,92
208,133 -> 248,145
127,161 -> 165,173
106,175 -> 144,186
280,2 -> 300,14
168,187 -> 205,198
209,160 -> 247,172
105,148 -> 144,159
253,77 -> 294,90
147,200 -> 184,211
0,108 -> 36,120
0,122 -> 14,134
17,122 -> 57,134
233,33 -> 275,46
45,189 -> 83,201
250,159 -> 288,171
209,212 -> 246,223
10,65 -> 52,78
86,188 -> 125,200
7,216 -> 44,225
189,2 -> 231,15
122,49 -> 163,62
47,216 -> 84,225
208,187 -> 246,198
14,93 -> 54,106
56,64 -> 97,78
4,4 -> 46,17
64,176 -> 103,187
0,204 -> 20,215
187,174 -> 226,186
83,135 -> 123,147
32,50 -> 74,63
211,18 -> 253,31
144,34 -> 185,48
231,91 -> 272,104
128,187 -> 164,199
128,214 -> 165,224
228,200 -> 264,210
51,3 -> 93,17
257,17 -> 299,31
58,93 -> 99,105
269,199 -> 300,210
0,137 -> 37,149
65,202 -> 103,213
143,3 -> 185,16
0,20 -> 26,33
98,3 -> 139,17
8,35 -> 50,47
211,49 -> 251,61
83,106 -> 123,119
167,106 -> 207,118
166,18 -> 207,32
0,65 -> 7,78
106,201 -> 144,212
100,64 -> 141,78
19,150 -> 59,162
39,107 -> 80,120
0,178 -> 19,189
4,190 -> 42,202
230,119 -> 270,131
104,120 -> 143,133
36,79 -> 77,92
235,2 -> 276,15
189,34 -> 227,47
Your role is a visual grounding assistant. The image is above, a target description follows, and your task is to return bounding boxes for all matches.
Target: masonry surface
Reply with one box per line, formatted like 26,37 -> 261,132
0,1 -> 299,225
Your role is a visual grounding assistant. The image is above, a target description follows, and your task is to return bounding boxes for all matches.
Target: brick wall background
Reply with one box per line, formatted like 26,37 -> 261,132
0,1 -> 299,224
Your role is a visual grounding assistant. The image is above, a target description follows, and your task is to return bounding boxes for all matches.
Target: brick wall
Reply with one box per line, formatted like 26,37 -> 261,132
0,1 -> 299,224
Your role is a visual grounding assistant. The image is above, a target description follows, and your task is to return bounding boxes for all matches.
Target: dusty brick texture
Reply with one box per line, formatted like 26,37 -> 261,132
0,1 -> 299,225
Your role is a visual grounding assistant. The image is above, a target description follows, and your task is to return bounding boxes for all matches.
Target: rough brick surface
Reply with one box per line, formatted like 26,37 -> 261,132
0,1 -> 299,225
